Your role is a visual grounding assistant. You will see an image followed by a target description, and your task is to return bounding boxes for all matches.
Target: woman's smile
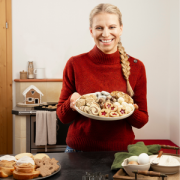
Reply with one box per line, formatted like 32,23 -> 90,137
99,38 -> 114,45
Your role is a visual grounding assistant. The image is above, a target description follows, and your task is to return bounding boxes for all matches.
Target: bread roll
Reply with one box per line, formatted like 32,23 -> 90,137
15,153 -> 34,160
33,154 -> 50,160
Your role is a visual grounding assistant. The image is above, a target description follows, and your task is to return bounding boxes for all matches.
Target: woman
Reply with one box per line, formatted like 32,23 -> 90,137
56,3 -> 148,152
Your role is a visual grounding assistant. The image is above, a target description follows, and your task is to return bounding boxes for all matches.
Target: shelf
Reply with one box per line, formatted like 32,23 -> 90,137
14,79 -> 63,82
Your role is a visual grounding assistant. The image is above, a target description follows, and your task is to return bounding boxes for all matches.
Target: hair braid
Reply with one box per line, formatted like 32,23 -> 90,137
117,40 -> 134,97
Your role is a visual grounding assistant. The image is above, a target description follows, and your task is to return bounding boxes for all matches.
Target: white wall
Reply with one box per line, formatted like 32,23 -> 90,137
12,0 -> 179,145
168,0 -> 179,146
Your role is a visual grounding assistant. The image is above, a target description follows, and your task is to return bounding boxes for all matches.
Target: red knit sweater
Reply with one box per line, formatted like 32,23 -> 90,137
57,45 -> 148,152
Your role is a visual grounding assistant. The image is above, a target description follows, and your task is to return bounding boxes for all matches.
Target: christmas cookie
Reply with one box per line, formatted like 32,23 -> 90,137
99,109 -> 110,117
109,112 -> 119,117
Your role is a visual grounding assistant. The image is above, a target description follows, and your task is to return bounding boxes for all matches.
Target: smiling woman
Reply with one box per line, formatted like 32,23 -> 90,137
56,3 -> 148,152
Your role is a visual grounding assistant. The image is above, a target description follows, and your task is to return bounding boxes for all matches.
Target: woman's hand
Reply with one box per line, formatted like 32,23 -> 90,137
70,92 -> 81,111
134,104 -> 139,110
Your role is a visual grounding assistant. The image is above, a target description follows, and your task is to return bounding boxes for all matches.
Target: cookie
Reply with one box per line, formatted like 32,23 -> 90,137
34,157 -> 59,177
104,102 -> 113,110
109,112 -> 119,117
117,107 -> 127,116
85,98 -> 95,106
99,109 -> 110,117
75,99 -> 85,108
109,104 -> 118,112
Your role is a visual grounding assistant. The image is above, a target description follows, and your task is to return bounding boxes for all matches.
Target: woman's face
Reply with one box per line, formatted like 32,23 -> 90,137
90,13 -> 123,54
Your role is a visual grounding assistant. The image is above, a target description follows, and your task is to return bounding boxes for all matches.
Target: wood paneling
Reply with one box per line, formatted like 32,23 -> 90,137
6,0 -> 12,154
0,0 -> 12,154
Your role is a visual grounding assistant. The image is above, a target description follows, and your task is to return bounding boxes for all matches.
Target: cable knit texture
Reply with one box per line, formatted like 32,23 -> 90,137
57,45 -> 148,152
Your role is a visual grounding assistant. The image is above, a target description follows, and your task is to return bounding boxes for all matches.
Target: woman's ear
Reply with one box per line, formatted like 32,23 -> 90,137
89,27 -> 93,38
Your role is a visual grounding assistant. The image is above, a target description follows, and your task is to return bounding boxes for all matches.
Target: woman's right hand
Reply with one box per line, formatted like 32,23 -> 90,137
70,92 -> 81,111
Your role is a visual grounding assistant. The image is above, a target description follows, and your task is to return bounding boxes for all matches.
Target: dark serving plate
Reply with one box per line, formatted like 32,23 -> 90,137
34,104 -> 57,111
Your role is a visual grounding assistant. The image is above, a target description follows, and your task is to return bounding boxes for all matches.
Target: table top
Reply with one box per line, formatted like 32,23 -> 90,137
2,152 -> 180,180
3,151 -> 118,180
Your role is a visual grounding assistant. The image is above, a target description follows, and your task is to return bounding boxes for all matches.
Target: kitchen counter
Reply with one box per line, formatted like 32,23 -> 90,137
12,106 -> 36,115
3,151 -> 119,180
2,152 -> 180,180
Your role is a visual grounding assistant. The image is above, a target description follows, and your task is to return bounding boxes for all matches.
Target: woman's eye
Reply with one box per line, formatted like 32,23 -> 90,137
96,27 -> 102,30
110,27 -> 116,29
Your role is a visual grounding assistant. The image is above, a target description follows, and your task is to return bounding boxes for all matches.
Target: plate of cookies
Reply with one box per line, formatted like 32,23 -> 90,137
0,153 -> 61,179
75,91 -> 135,121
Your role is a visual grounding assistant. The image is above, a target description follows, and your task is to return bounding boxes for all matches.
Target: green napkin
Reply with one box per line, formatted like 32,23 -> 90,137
111,142 -> 161,170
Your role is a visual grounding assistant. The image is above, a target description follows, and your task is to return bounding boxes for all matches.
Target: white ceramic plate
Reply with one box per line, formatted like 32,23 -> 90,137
75,93 -> 134,121
150,155 -> 180,174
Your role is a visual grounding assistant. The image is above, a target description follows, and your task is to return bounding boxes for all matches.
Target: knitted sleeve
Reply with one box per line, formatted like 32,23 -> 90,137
56,57 -> 78,124
127,62 -> 148,128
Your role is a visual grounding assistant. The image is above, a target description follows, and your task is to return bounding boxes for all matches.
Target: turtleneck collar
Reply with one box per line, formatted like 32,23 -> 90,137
88,45 -> 121,65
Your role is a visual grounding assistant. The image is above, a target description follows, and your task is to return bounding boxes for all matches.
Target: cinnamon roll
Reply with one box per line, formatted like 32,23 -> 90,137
79,106 -> 89,113
88,106 -> 100,116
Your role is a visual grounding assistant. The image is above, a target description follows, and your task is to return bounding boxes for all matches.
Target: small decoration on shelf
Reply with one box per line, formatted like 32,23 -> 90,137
20,70 -> 27,79
28,61 -> 34,79
22,85 -> 44,104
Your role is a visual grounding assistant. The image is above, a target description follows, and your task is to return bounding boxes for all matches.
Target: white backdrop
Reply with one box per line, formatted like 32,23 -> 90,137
12,0 -> 179,146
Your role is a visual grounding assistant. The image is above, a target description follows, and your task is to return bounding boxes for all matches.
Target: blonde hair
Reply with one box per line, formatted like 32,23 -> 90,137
90,4 -> 134,97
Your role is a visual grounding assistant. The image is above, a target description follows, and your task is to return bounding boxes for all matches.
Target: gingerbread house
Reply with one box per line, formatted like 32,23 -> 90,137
22,85 -> 44,104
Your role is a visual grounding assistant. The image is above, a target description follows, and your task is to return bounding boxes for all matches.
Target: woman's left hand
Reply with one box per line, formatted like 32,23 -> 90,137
134,104 -> 139,110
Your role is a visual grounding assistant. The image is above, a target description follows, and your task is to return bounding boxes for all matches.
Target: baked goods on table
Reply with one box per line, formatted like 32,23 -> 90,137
0,153 -> 60,179
75,91 -> 134,118
0,156 -> 16,178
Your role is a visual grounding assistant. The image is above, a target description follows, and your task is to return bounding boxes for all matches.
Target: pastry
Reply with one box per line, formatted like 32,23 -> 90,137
88,106 -> 100,116
33,154 -> 50,160
104,101 -> 113,110
99,109 -> 110,117
118,107 -> 127,116
13,163 -> 40,180
75,99 -> 85,108
118,97 -> 124,104
96,98 -> 105,104
16,156 -> 35,166
90,102 -> 100,108
101,91 -> 110,96
0,160 -> 16,178
35,157 -> 59,177
111,91 -> 134,104
0,155 -> 17,162
80,94 -> 97,100
109,104 -> 118,112
109,112 -> 119,117
15,153 -> 34,160
79,106 -> 89,113
85,98 -> 95,106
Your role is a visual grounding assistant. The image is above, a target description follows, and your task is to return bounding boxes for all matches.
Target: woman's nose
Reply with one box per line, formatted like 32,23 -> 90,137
102,28 -> 110,37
